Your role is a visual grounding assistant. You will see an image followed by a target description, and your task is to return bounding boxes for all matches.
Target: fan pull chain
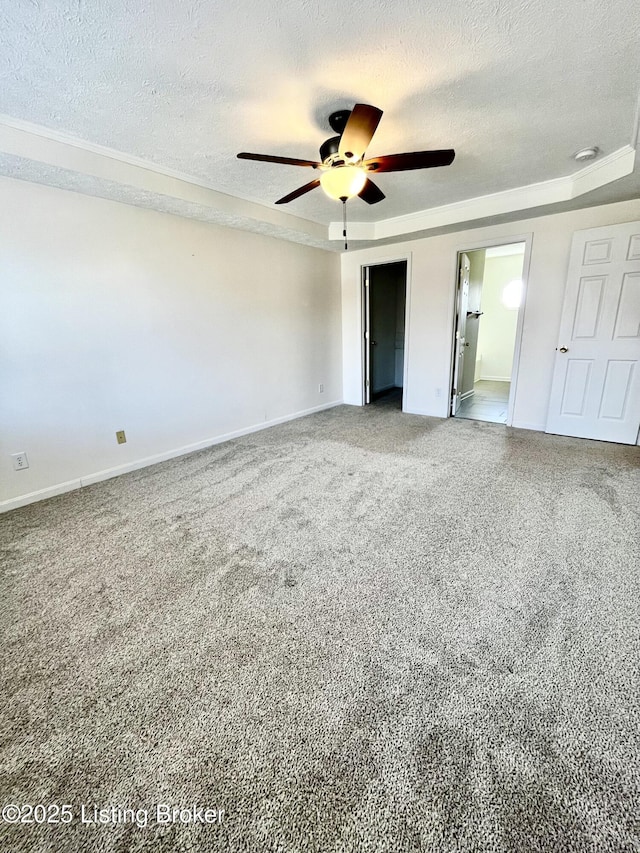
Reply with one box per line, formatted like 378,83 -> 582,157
341,198 -> 348,250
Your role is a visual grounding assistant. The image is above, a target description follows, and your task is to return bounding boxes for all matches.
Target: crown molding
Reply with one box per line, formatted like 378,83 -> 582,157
328,145 -> 636,242
632,89 -> 640,149
0,114 -> 325,242
0,113 -> 231,193
0,114 -> 635,248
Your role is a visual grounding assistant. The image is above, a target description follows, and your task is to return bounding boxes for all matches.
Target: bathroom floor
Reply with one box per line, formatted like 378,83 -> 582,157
455,380 -> 510,424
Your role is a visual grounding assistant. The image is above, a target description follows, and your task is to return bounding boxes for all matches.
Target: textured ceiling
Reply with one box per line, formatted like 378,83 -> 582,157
1,0 -> 639,245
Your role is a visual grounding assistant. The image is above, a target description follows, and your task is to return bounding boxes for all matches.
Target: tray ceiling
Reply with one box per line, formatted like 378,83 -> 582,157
1,0 -> 639,249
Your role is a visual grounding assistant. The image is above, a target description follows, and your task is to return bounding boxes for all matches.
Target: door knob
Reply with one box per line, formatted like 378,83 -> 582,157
558,346 -> 569,353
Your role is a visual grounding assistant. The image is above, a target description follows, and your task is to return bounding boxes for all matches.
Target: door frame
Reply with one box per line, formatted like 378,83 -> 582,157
361,254 -> 412,408
448,234 -> 533,426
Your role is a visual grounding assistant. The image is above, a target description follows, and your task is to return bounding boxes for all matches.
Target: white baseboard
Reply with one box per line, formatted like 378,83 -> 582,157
478,376 -> 511,383
0,479 -> 83,513
511,421 -> 545,432
0,400 -> 343,514
402,406 -> 446,418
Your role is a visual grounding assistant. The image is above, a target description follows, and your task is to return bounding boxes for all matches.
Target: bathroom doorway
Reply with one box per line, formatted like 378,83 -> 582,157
451,242 -> 526,424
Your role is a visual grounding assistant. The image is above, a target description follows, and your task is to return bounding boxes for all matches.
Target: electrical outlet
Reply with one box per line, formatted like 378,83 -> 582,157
116,430 -> 127,444
435,387 -> 442,398
319,383 -> 324,393
12,452 -> 29,470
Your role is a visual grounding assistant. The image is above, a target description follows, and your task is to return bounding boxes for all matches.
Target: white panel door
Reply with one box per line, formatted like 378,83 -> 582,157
546,221 -> 640,444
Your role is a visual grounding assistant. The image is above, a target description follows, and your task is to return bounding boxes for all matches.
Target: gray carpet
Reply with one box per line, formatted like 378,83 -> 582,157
1,404 -> 639,853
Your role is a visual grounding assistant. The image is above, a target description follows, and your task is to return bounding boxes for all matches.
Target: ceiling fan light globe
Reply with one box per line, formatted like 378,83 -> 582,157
320,165 -> 367,201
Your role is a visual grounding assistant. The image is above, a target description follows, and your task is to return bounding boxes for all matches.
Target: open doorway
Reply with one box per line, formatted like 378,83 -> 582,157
363,261 -> 408,407
451,242 -> 526,424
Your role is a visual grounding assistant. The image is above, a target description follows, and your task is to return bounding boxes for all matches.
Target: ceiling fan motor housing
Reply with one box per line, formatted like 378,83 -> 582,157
328,109 -> 352,135
319,135 -> 343,166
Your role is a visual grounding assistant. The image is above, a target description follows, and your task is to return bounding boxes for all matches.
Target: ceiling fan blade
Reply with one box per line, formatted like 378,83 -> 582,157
275,179 -> 321,205
237,152 -> 321,168
338,104 -> 383,162
358,178 -> 386,205
364,149 -> 455,173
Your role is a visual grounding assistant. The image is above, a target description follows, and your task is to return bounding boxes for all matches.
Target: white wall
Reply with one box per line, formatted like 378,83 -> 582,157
0,177 -> 342,510
341,199 -> 640,431
476,254 -> 523,382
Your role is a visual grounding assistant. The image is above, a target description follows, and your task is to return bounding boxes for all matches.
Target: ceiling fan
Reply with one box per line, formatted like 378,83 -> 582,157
237,103 -> 455,207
